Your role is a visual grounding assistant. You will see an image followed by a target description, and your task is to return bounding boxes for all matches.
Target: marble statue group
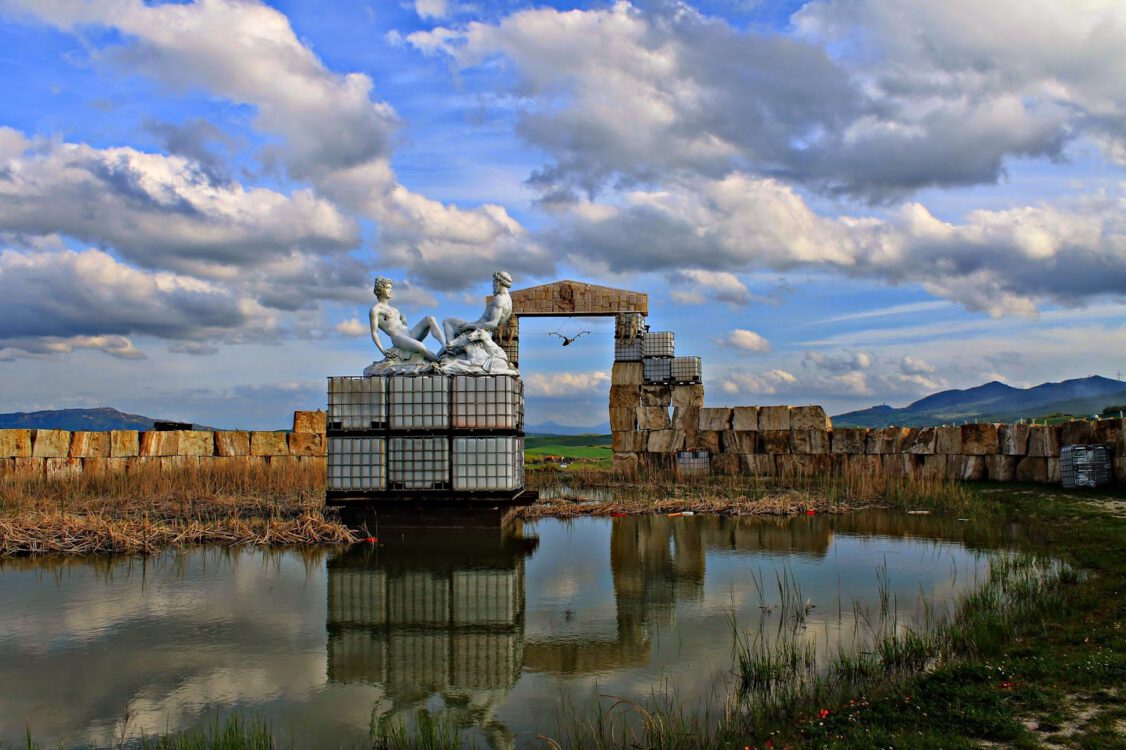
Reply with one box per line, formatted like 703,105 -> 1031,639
364,271 -> 516,376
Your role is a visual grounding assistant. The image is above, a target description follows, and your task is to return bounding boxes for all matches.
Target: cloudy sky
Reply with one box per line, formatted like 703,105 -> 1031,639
1,0 -> 1124,429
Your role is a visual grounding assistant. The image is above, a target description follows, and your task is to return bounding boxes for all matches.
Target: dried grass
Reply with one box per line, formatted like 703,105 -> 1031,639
522,462 -> 970,519
0,460 -> 356,556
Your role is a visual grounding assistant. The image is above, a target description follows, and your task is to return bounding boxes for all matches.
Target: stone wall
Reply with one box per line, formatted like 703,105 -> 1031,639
0,411 -> 327,480
610,392 -> 1126,483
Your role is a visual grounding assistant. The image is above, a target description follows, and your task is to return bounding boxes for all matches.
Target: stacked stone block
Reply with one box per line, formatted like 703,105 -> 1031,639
0,411 -> 328,481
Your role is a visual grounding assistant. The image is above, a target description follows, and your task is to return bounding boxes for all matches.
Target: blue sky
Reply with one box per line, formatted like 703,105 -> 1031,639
1,0 -> 1124,429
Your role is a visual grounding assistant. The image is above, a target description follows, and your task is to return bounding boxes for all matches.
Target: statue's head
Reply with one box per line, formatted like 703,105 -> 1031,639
493,270 -> 512,293
373,276 -> 393,299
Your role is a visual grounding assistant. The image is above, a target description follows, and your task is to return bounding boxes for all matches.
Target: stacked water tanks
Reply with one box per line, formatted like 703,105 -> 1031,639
326,373 -> 525,503
613,313 -> 702,385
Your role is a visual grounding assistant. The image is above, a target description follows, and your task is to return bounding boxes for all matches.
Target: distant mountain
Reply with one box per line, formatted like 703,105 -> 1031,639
833,376 -> 1126,428
526,420 -> 611,436
0,407 -> 215,431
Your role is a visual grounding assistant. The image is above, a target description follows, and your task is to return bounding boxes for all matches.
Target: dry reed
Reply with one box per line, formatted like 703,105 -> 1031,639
522,462 -> 970,519
0,460 -> 357,556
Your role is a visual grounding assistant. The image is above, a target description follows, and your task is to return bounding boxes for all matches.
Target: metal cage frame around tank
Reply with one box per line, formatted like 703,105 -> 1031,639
325,373 -> 531,505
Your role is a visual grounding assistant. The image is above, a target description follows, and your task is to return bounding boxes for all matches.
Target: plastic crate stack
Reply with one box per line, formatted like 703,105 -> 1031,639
1060,444 -> 1112,489
326,373 -> 525,500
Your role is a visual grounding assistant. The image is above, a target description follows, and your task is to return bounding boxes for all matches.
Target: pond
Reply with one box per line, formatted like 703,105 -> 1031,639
0,511 -> 1015,748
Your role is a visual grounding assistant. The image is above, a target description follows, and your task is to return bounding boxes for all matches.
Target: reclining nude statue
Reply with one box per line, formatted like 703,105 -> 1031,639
363,272 -> 516,376
364,277 -> 445,374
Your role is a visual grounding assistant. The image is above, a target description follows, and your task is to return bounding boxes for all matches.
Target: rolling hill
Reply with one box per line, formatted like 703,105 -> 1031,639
0,407 -> 212,431
833,376 -> 1126,428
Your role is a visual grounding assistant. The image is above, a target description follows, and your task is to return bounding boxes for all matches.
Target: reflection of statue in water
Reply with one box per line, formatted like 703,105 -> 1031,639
364,277 -> 445,375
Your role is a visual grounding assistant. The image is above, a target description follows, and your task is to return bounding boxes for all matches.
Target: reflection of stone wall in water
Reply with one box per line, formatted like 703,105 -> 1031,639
325,526 -> 537,744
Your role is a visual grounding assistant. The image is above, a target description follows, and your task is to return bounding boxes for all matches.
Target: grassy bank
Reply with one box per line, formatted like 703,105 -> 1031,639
521,463 -> 972,519
0,461 -> 356,556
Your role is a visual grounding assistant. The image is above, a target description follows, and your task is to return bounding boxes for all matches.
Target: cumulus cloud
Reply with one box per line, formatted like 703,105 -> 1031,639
524,371 -> 611,396
410,0 -> 1126,200
719,329 -> 772,352
668,270 -> 753,305
803,350 -> 872,374
0,335 -> 143,361
899,355 -> 935,375
0,135 -> 358,278
718,369 -> 798,396
5,0 -> 543,289
0,247 -> 269,349
335,318 -> 367,337
550,173 -> 1126,315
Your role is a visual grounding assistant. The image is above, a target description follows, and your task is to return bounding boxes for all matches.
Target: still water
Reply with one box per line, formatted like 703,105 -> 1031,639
0,512 -> 1009,748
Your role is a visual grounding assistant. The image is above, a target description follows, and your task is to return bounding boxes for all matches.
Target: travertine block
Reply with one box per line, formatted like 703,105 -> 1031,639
846,454 -> 881,475
1027,425 -> 1060,457
104,457 -> 130,475
830,428 -> 868,454
791,430 -> 829,454
985,455 -> 1016,481
268,455 -> 299,467
612,452 -> 639,476
646,429 -> 684,453
1059,420 -> 1095,446
961,424 -> 1000,455
81,458 -> 107,477
45,457 -> 82,480
881,453 -> 919,478
777,454 -> 831,476
935,426 -> 962,455
1092,419 -> 1122,450
791,405 -> 830,431
698,408 -> 733,431
250,431 -> 289,456
293,410 -> 327,434
178,431 -> 215,457
956,455 -> 987,481
687,430 -> 721,454
671,406 -> 700,433
998,424 -> 1030,456
110,430 -> 139,457
288,432 -> 324,456
741,454 -> 776,475
13,456 -> 44,479
298,455 -> 327,471
611,362 -> 644,386
759,430 -> 791,454
160,455 -> 195,471
920,454 -> 948,479
69,431 -> 109,458
609,385 -> 641,410
902,427 -> 937,455
1047,458 -> 1061,483
711,453 -> 740,475
612,430 -> 635,452
731,406 -> 760,431
1114,456 -> 1126,484
1015,457 -> 1048,483
723,430 -> 758,454
0,430 -> 32,458
638,406 -> 671,431
670,384 -> 704,410
640,385 -> 672,407
609,407 -> 637,432
215,431 -> 250,457
140,431 -> 179,457
758,406 -> 791,431
867,427 -> 909,454
33,430 -> 70,458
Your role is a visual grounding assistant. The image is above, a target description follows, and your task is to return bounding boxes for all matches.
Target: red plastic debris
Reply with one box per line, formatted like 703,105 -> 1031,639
364,536 -> 378,543
611,513 -> 629,517
805,509 -> 816,516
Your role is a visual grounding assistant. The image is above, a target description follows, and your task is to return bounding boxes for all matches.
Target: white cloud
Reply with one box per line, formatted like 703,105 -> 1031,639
335,318 -> 367,337
0,335 -> 143,361
668,270 -> 752,305
899,355 -> 935,375
719,329 -> 771,352
414,0 -> 448,20
718,368 -> 797,396
803,350 -> 872,374
524,371 -> 611,396
0,135 -> 358,278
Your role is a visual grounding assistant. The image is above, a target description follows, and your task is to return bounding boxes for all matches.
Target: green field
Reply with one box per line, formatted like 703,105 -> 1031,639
525,434 -> 611,461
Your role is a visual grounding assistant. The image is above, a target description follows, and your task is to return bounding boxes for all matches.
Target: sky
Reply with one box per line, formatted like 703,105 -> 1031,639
0,0 -> 1124,429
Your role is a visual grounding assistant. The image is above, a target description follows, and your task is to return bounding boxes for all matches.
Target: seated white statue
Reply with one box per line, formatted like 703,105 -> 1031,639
441,270 -> 513,352
369,277 -> 445,364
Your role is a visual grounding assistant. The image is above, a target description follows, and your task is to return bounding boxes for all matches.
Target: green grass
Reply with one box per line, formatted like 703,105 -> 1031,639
525,434 -> 612,464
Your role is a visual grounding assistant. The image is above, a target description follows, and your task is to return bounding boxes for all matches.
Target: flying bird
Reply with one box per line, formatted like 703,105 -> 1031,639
549,330 -> 590,346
